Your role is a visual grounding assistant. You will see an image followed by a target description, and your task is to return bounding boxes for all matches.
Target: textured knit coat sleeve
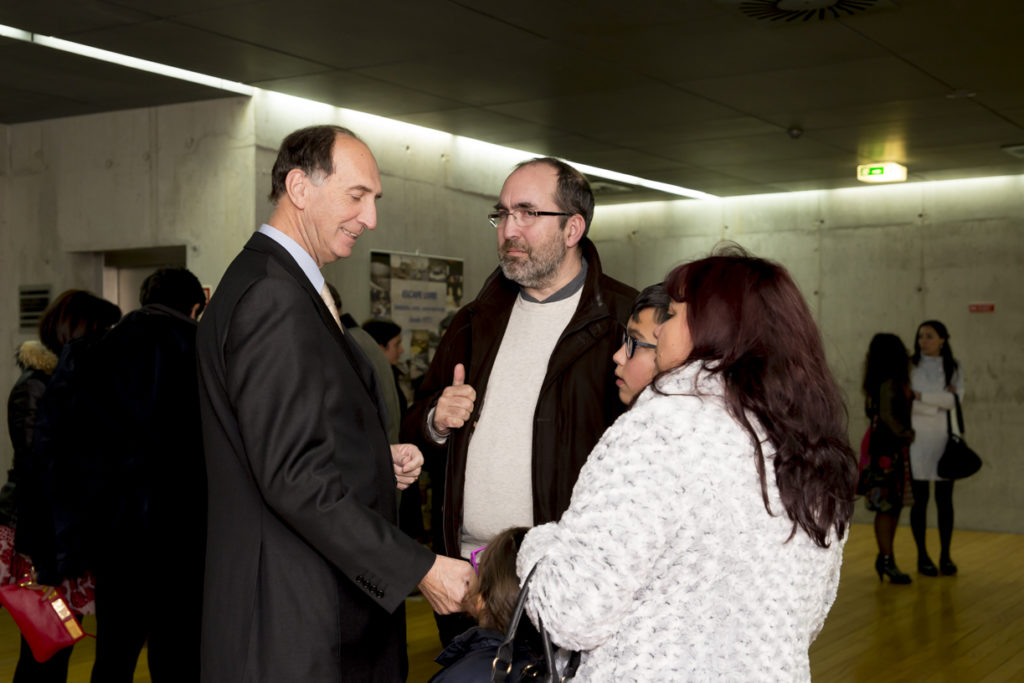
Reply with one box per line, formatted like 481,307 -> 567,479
517,396 -> 700,650
516,365 -> 846,681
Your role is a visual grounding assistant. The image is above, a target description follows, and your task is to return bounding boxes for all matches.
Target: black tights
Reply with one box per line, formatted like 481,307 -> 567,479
910,479 -> 955,560
874,508 -> 902,557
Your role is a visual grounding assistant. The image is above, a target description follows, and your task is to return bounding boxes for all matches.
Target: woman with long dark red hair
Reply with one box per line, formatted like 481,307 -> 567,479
516,246 -> 858,680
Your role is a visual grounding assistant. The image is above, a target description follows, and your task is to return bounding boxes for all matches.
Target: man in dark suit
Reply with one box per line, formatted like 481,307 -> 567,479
196,125 -> 473,682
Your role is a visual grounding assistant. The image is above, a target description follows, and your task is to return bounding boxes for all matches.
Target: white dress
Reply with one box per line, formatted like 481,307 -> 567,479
910,355 -> 964,481
516,364 -> 846,682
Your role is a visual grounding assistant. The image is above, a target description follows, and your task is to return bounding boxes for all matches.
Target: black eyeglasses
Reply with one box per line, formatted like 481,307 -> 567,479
621,329 -> 656,359
487,208 -> 572,228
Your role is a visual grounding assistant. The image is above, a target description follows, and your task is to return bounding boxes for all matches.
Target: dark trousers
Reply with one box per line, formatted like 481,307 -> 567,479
90,560 -> 203,683
13,631 -> 76,683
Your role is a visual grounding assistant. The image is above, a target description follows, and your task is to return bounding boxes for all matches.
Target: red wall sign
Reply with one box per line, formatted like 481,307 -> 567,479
968,303 -> 995,313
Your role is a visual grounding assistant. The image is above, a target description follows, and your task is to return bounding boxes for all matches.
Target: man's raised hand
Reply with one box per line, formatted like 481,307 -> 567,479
432,363 -> 476,436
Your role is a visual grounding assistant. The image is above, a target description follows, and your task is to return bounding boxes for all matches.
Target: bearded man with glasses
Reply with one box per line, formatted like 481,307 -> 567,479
403,157 -> 637,644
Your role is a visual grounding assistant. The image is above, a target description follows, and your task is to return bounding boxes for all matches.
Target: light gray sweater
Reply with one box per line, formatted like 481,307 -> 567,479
460,289 -> 581,557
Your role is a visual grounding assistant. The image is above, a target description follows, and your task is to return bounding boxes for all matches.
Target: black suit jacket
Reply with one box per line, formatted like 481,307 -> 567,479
197,233 -> 433,682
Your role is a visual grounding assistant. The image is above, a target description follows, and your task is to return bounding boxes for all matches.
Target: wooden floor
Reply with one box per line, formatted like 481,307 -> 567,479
808,525 -> 1024,682
2,525 -> 1022,681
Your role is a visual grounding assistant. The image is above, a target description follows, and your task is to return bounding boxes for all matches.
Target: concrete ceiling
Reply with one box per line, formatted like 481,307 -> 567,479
1,0 -> 1023,198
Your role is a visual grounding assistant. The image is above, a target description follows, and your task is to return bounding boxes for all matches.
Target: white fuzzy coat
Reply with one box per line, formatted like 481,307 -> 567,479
517,364 -> 846,682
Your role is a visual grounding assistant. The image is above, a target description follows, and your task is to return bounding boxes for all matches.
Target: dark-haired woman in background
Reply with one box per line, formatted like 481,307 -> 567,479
4,289 -> 120,683
362,319 -> 408,418
909,320 -> 963,576
861,333 -> 915,584
515,247 -> 858,680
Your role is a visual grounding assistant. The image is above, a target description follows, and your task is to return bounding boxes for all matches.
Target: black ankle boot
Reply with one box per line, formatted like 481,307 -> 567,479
876,554 -> 912,584
918,555 -> 939,576
939,556 -> 958,575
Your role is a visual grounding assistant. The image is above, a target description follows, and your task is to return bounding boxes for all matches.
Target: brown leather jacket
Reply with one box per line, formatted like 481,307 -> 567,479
402,239 -> 637,557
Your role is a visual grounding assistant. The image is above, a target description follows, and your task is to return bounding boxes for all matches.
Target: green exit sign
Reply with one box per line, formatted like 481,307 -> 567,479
857,162 -> 907,183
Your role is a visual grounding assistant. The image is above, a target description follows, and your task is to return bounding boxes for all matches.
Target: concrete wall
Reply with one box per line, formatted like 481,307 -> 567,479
0,94 -> 550,478
2,94 -> 1021,534
590,176 -> 1024,533
1,97 -> 256,478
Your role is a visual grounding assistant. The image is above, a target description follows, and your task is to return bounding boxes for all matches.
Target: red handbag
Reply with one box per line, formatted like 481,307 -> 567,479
0,581 -> 86,662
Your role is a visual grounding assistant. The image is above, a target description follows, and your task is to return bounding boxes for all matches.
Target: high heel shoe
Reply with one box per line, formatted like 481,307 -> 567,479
939,556 -> 958,575
918,556 -> 939,576
876,554 -> 912,584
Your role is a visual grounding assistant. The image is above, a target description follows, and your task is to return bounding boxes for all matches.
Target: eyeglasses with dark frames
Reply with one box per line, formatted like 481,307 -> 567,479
487,208 -> 572,228
621,329 -> 657,360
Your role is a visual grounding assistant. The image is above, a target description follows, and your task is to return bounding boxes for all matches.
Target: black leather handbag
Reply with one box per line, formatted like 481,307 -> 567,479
936,394 -> 982,480
491,566 -> 580,683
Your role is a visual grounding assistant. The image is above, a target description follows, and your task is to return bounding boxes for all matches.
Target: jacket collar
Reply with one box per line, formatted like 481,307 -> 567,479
467,237 -> 607,320
16,340 -> 58,374
244,232 -> 389,428
137,303 -> 198,326
246,231 -> 319,296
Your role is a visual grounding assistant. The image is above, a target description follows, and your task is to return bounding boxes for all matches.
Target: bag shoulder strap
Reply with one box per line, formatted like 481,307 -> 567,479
492,565 -> 580,682
492,566 -> 536,683
947,393 -> 965,435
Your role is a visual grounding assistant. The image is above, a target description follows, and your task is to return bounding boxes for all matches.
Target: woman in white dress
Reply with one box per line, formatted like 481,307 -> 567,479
515,247 -> 858,681
909,320 -> 963,576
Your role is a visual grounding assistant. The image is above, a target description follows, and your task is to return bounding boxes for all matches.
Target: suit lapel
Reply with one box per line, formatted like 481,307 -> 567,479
244,233 -> 389,432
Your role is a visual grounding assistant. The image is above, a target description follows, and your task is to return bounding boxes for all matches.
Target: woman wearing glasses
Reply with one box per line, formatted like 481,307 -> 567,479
515,246 -> 857,680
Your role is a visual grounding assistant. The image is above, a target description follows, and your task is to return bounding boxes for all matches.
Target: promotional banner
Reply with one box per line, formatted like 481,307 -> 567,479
369,251 -> 464,386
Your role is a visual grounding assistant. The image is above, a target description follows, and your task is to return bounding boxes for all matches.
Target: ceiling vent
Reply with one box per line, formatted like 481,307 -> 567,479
738,0 -> 880,21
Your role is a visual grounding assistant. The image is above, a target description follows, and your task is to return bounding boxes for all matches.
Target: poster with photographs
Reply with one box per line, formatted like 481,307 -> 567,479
370,251 -> 464,389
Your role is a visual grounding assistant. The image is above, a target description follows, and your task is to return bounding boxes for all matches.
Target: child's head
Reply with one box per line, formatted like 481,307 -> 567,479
465,526 -> 529,634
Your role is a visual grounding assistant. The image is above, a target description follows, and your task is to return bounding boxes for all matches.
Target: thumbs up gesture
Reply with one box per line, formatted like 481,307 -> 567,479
432,363 -> 477,436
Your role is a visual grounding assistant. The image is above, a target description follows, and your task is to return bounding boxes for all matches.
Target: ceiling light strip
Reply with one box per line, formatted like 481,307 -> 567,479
3,22 -> 712,200
0,24 -> 32,41
285,96 -> 718,200
568,162 -> 717,200
0,23 -> 254,96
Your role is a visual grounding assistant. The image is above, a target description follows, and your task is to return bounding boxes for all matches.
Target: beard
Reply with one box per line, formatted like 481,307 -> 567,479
498,233 -> 567,289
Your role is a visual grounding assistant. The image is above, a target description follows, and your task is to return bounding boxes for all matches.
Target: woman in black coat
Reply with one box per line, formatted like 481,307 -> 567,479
5,289 -> 120,683
860,333 -> 916,584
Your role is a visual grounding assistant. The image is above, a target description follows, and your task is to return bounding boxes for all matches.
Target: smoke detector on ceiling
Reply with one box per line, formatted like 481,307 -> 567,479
734,0 -> 881,21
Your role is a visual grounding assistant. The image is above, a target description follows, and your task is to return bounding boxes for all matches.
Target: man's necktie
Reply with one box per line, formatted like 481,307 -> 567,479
320,282 -> 344,332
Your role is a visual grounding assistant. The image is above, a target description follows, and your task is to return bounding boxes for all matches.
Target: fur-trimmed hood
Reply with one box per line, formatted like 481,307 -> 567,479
15,340 -> 59,374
